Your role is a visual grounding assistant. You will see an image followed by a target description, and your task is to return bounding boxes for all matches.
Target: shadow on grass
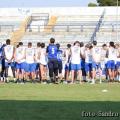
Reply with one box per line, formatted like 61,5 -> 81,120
0,100 -> 120,120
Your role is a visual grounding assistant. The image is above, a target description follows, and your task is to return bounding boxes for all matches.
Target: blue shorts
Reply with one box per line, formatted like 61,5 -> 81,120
92,62 -> 101,69
25,63 -> 36,72
65,63 -> 71,71
71,63 -> 81,71
16,62 -> 26,70
106,60 -> 115,70
85,63 -> 92,73
116,61 -> 120,69
5,62 -> 15,68
35,63 -> 39,71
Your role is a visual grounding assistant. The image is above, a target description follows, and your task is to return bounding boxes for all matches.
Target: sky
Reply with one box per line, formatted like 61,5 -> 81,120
0,0 -> 97,7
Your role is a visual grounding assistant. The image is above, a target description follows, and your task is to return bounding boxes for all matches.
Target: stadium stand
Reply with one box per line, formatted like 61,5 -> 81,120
0,7 -> 119,46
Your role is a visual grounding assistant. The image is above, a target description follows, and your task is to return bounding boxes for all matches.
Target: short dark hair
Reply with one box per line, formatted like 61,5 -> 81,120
41,43 -> 45,48
93,41 -> 97,46
50,38 -> 55,44
88,44 -> 93,49
74,41 -> 80,46
80,42 -> 84,47
28,42 -> 32,47
109,41 -> 115,47
37,42 -> 41,47
56,43 -> 60,49
67,44 -> 71,48
16,44 -> 19,48
102,44 -> 107,48
19,42 -> 23,46
85,44 -> 89,48
6,39 -> 11,45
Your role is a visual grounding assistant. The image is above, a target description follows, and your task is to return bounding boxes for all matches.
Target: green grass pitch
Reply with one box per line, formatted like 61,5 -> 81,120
0,83 -> 120,120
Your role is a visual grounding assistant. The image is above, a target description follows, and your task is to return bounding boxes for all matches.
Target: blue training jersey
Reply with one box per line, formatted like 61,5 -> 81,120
57,50 -> 63,61
47,44 -> 58,59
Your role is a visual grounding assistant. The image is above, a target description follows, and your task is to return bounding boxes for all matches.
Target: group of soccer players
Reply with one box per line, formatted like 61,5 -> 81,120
0,38 -> 120,84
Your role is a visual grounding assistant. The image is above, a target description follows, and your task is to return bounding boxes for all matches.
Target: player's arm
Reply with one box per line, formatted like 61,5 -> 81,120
14,47 -> 17,62
33,49 -> 36,61
10,46 -> 15,62
106,48 -> 109,58
68,49 -> 71,63
3,47 -> 9,61
37,49 -> 41,60
46,46 -> 49,56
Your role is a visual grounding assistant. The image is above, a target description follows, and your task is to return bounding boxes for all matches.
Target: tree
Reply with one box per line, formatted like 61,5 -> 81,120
97,0 -> 120,6
88,2 -> 97,7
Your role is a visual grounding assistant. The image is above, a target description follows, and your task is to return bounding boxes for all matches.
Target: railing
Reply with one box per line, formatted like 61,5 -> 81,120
26,24 -> 96,33
0,25 -> 18,32
91,9 -> 106,42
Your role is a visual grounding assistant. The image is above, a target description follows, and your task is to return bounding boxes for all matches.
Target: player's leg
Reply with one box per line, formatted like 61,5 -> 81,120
91,62 -> 96,84
48,60 -> 54,83
11,62 -> 16,81
40,64 -> 44,82
71,64 -> 76,84
107,61 -> 113,82
4,62 -> 9,83
53,59 -> 59,83
15,63 -> 20,83
1,59 -> 5,82
64,63 -> 69,82
58,61 -> 63,82
30,63 -> 36,83
85,63 -> 89,82
20,62 -> 26,83
43,65 -> 47,83
98,65 -> 102,84
77,63 -> 82,84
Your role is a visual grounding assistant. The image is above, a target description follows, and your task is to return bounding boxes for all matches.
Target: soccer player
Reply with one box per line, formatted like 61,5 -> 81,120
80,42 -> 86,82
101,44 -> 108,80
14,42 -> 26,84
84,44 -> 93,82
46,38 -> 58,83
107,42 -> 117,82
92,41 -> 102,84
70,41 -> 82,84
25,42 -> 36,83
56,43 -> 63,82
35,42 -> 41,81
115,44 -> 120,81
39,43 -> 47,83
64,44 -> 71,83
0,43 -> 3,82
0,44 -> 6,82
3,39 -> 15,83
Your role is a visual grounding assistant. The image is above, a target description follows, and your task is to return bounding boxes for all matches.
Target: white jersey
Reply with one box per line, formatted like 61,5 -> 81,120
64,48 -> 71,64
71,46 -> 81,64
15,46 -> 25,63
101,49 -> 107,62
25,47 -> 35,64
35,47 -> 41,63
108,47 -> 117,61
39,48 -> 47,65
4,45 -> 14,62
92,46 -> 101,63
85,49 -> 92,63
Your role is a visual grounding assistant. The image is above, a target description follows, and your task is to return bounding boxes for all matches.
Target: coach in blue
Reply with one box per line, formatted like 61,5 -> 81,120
46,38 -> 58,83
